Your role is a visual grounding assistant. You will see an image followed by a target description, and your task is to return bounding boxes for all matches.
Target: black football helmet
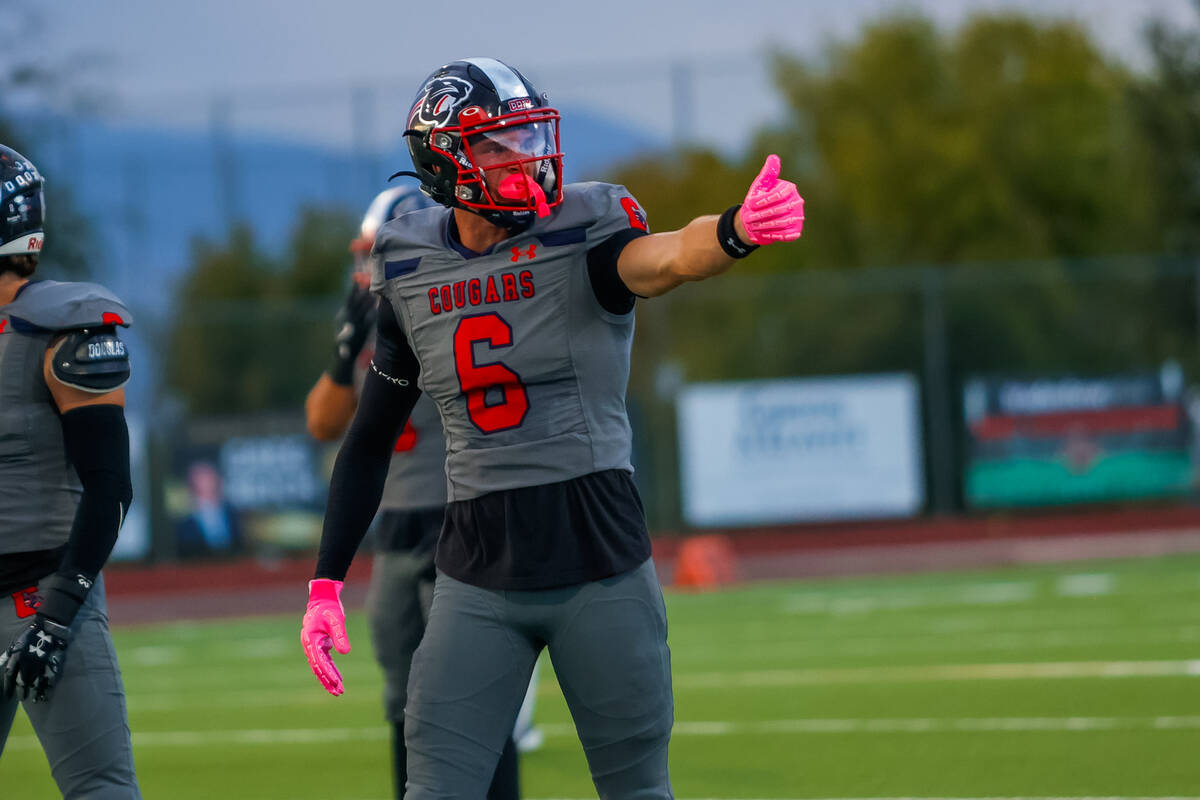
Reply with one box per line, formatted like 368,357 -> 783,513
0,145 -> 45,258
398,57 -> 563,233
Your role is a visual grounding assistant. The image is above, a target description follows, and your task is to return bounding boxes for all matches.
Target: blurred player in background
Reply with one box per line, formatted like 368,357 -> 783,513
302,56 -> 804,798
305,186 -> 534,800
0,145 -> 140,798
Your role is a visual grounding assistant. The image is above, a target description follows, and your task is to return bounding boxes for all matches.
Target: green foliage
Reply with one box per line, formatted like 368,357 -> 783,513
770,13 -> 1155,269
614,13 -> 1158,275
1127,0 -> 1200,254
165,208 -> 356,414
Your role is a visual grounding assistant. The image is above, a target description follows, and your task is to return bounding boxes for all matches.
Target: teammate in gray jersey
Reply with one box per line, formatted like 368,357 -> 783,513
0,145 -> 140,798
301,58 -> 804,798
305,185 -> 525,800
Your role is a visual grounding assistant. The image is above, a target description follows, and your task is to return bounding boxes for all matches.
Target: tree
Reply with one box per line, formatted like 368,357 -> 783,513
1128,0 -> 1200,255
165,208 -> 356,415
613,13 -> 1155,274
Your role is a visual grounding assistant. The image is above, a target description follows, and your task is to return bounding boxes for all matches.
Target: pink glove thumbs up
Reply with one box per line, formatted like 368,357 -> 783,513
739,154 -> 805,245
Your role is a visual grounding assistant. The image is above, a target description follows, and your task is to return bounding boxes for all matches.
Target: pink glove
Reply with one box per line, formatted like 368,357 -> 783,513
301,579 -> 350,696
739,154 -> 805,245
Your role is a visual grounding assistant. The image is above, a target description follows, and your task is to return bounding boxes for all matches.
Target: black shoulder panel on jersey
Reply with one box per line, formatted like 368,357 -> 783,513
2,280 -> 132,333
50,325 -> 131,393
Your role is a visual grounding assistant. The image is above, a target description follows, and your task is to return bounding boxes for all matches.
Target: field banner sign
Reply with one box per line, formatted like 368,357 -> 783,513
677,374 -> 924,527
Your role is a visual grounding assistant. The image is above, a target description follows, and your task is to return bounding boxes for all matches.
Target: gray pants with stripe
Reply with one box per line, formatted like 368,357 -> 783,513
405,558 -> 675,800
0,573 -> 141,799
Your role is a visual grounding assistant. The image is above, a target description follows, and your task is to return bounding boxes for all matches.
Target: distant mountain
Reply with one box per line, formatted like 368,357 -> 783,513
25,107 -> 664,310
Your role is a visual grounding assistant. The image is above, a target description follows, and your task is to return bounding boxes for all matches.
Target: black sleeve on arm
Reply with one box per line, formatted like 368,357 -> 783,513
38,404 -> 133,625
315,298 -> 421,580
587,228 -> 648,314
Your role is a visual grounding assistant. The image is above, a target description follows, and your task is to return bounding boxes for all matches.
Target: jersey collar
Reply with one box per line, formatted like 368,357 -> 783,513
446,214 -> 497,260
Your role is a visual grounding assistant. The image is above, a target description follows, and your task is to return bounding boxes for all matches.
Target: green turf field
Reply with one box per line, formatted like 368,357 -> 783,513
6,553 -> 1200,799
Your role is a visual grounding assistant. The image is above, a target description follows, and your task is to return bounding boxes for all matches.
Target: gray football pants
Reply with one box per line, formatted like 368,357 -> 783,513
0,573 -> 141,799
366,549 -> 436,722
405,558 -> 675,800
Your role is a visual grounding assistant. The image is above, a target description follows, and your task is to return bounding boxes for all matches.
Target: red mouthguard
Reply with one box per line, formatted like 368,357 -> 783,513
498,174 -> 551,218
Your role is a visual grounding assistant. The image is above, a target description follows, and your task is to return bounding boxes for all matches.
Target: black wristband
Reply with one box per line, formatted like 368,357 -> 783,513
37,572 -> 92,626
717,204 -> 758,259
327,352 -> 356,386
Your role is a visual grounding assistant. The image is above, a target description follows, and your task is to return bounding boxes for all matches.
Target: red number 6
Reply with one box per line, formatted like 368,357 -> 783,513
453,313 -> 529,433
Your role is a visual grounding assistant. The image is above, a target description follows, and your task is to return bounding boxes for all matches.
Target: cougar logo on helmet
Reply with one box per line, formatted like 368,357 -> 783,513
412,77 -> 475,128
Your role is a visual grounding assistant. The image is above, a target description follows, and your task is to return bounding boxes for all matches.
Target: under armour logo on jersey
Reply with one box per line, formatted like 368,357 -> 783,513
511,244 -> 537,262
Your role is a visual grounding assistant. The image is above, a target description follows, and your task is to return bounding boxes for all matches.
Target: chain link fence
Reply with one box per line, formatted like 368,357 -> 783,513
113,255 -> 1200,562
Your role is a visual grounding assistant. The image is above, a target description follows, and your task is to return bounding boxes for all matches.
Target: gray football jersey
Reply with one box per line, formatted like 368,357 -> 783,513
370,182 -> 644,502
0,281 -> 132,555
354,337 -> 448,511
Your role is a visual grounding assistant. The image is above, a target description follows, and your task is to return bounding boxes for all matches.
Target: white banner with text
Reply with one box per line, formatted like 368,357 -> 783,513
677,374 -> 925,527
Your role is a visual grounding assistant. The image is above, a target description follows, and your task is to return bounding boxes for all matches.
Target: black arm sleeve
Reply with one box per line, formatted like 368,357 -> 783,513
314,298 -> 421,580
38,404 -> 133,625
586,228 -> 648,314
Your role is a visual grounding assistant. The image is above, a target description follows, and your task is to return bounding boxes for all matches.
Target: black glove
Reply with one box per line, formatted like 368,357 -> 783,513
2,615 -> 72,702
328,281 -> 378,385
1,571 -> 89,702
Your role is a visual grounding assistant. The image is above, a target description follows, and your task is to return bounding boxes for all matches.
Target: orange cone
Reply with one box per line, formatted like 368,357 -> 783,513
673,535 -> 737,589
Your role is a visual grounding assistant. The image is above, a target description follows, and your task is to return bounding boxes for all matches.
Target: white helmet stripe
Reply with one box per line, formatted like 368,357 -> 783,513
461,57 -> 530,102
0,230 -> 43,257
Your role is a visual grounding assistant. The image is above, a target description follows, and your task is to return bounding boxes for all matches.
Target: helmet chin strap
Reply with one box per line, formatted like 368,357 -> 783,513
497,173 -> 551,218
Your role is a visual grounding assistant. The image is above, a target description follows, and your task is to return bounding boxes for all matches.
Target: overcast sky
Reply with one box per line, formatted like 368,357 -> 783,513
28,0 -> 1200,153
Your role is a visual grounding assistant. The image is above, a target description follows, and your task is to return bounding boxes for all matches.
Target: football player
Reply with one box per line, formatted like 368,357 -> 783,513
0,144 -> 141,798
305,185 -> 524,800
302,57 -> 803,798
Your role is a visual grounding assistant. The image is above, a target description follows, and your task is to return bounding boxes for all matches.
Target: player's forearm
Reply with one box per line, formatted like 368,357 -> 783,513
43,404 -> 133,625
672,213 -> 740,283
306,374 -> 358,441
314,439 -> 390,581
618,215 -> 735,298
314,369 -> 419,580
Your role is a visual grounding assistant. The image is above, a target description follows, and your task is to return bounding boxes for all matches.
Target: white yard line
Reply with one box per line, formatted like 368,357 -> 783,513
113,658 -> 1200,712
675,659 -> 1200,689
289,797 -> 1200,800
673,624 -> 1200,662
8,716 -> 1200,753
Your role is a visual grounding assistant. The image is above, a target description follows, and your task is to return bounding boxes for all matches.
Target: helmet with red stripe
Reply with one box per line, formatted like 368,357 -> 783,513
397,58 -> 563,233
